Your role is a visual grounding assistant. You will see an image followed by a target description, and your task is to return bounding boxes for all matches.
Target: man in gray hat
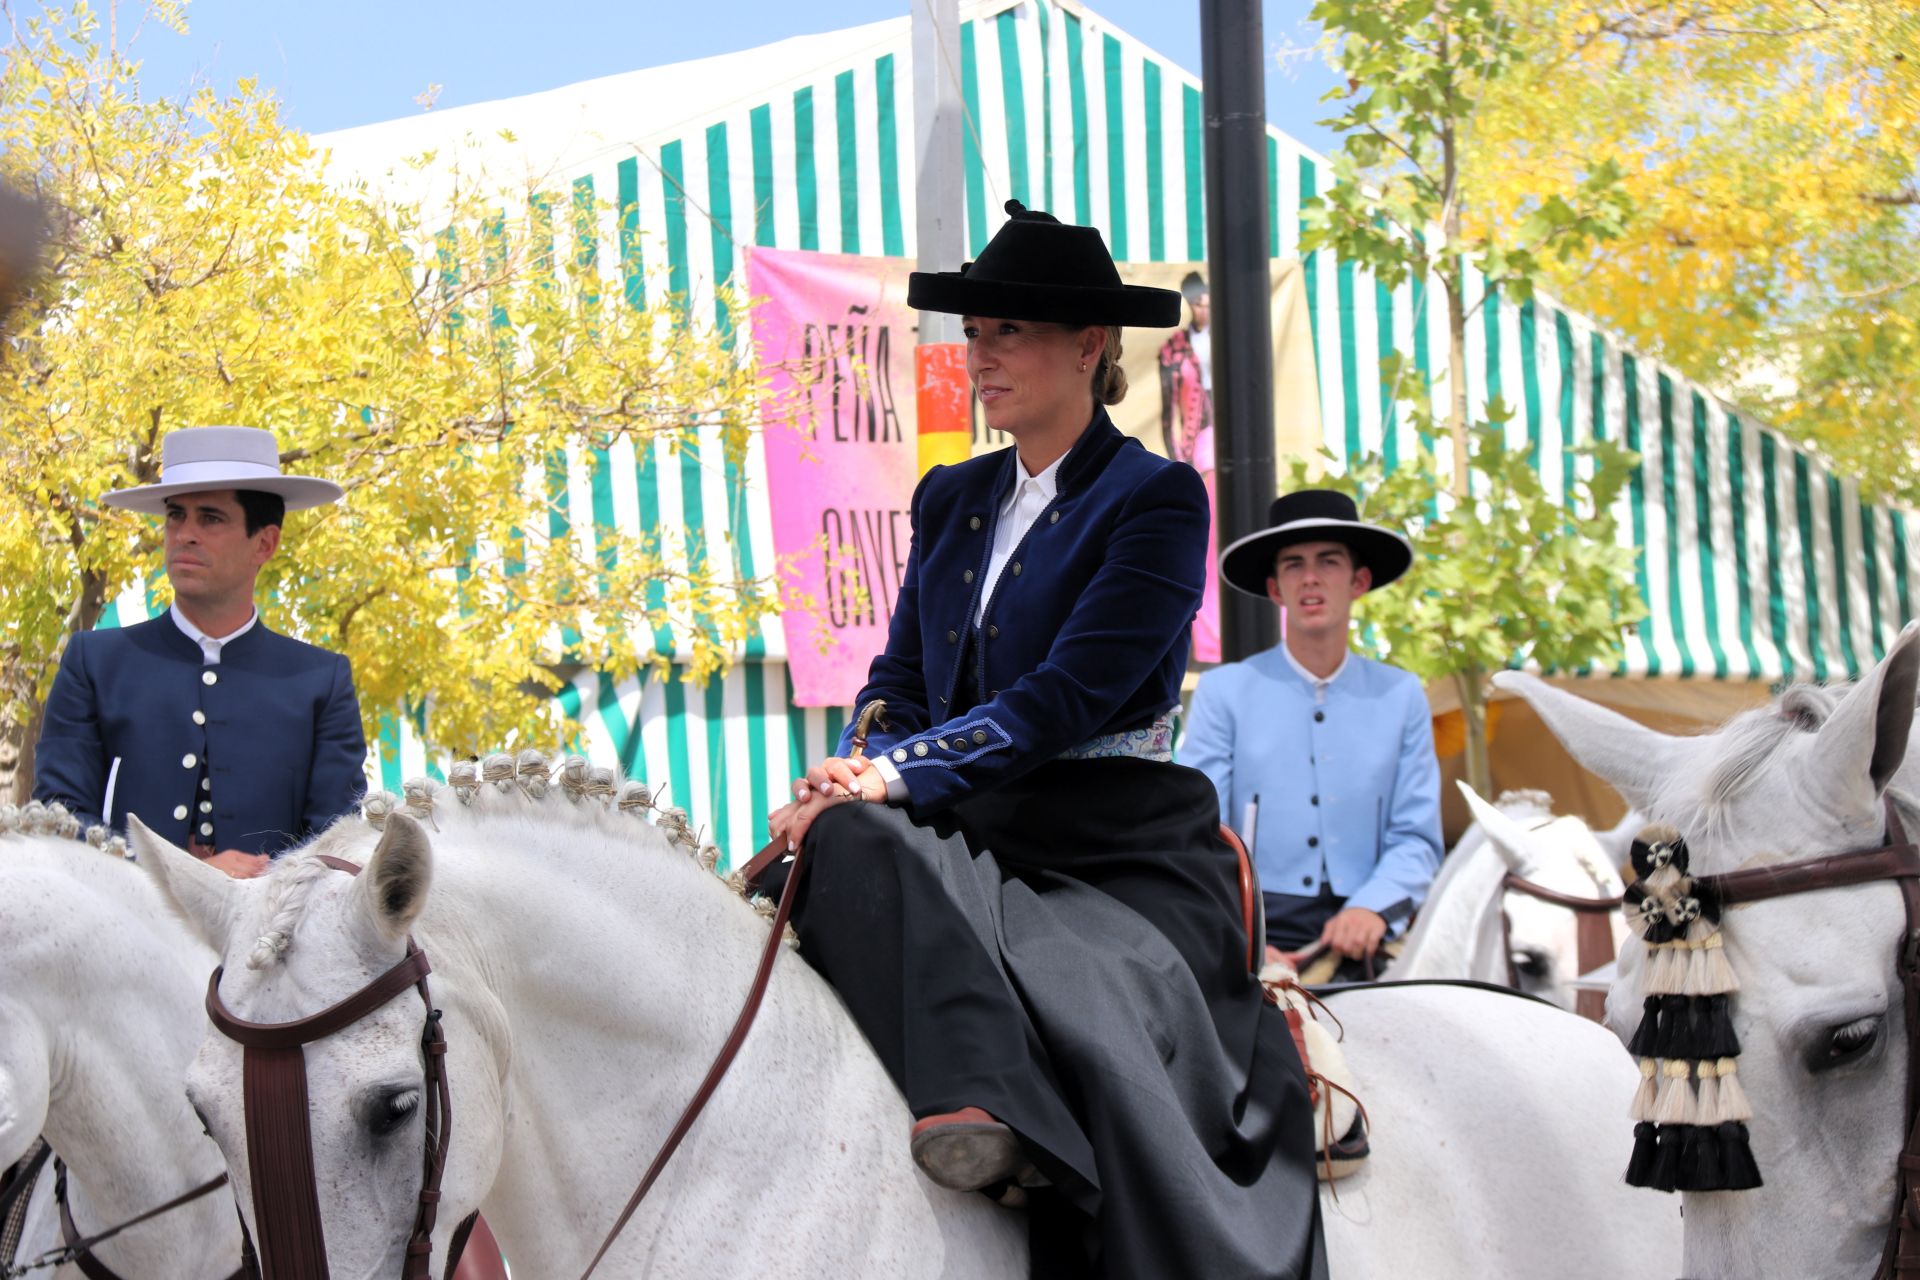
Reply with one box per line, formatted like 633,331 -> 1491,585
35,426 -> 365,876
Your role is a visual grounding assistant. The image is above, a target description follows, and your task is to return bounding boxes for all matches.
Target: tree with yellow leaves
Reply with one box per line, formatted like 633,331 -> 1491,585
0,4 -> 775,799
1472,0 -> 1920,502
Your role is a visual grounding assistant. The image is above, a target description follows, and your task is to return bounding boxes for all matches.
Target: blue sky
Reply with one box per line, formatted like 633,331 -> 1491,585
77,1 -> 1345,155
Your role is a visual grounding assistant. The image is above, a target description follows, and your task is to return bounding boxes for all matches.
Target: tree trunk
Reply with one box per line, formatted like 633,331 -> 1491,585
1438,14 -> 1470,502
1445,268 -> 1470,500
6,566 -> 113,803
5,692 -> 46,805
1455,664 -> 1492,802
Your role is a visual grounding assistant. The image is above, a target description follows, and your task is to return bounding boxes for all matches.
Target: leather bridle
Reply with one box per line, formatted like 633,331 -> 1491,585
202,853 -> 472,1280
1499,872 -> 1624,1022
193,821 -> 806,1280
1682,799 -> 1920,1279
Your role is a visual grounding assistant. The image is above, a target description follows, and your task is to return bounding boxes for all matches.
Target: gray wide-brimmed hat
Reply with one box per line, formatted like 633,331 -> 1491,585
1220,489 -> 1413,597
102,426 -> 343,515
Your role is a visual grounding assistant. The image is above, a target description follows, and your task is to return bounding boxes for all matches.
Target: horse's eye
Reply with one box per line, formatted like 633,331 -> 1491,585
1809,1016 -> 1883,1074
369,1089 -> 420,1137
1511,950 -> 1549,979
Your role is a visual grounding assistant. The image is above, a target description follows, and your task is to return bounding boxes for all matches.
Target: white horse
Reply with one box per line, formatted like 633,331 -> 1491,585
1391,787 -> 1627,1011
137,767 -> 1678,1278
0,821 -> 243,1279
1497,620 -> 1920,1280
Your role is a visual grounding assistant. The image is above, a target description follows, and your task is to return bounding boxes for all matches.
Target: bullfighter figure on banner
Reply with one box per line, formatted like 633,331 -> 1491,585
1158,270 -> 1220,662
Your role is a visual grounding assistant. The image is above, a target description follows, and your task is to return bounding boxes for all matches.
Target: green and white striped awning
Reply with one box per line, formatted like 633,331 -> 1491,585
94,0 -> 1909,863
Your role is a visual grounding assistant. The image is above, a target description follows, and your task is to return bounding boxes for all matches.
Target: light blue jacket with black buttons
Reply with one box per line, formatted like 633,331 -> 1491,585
1182,648 -> 1442,921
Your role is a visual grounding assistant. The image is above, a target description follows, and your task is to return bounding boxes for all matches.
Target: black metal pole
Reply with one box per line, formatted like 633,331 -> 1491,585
1200,0 -> 1279,661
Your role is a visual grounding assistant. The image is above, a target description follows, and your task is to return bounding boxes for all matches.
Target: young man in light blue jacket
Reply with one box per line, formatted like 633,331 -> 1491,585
1184,489 -> 1443,970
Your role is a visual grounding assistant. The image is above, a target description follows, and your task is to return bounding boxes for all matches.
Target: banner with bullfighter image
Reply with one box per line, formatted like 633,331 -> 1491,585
751,247 -> 1321,707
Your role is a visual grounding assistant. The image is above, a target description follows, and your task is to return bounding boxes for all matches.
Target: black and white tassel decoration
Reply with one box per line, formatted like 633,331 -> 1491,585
1621,825 -> 1763,1193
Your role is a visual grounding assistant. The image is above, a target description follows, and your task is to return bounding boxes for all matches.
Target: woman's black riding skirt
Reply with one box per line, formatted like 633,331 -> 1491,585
793,756 -> 1328,1280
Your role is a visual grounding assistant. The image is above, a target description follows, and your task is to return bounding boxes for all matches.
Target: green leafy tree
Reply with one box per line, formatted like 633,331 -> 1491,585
1303,0 -> 1631,493
1286,384 -> 1647,796
1301,0 -> 1644,792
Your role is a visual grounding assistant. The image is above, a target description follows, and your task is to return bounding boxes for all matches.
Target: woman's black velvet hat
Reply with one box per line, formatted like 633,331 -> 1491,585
907,200 -> 1181,327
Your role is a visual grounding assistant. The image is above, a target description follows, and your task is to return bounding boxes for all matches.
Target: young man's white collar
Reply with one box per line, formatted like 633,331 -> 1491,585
170,603 -> 258,666
1280,640 -> 1349,705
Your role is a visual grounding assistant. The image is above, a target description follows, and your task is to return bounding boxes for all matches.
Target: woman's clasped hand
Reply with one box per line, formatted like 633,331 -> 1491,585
767,753 -> 888,850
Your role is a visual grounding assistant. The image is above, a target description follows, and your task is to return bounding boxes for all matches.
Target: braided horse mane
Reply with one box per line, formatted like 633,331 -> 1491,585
1477,787 -> 1623,894
0,797 -> 129,856
244,747 -> 786,972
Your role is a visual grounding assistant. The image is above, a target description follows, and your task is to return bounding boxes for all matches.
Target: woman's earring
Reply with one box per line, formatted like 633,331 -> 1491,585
1078,362 -> 1087,372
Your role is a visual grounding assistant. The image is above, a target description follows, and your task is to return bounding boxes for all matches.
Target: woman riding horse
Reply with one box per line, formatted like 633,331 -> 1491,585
769,201 -> 1327,1280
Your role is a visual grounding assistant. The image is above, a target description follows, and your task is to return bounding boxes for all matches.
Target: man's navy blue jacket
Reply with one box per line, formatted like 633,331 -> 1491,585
34,615 -> 367,855
843,409 -> 1209,813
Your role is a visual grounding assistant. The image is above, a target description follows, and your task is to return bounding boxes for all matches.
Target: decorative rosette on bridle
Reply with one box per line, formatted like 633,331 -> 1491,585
1619,825 -> 1762,1193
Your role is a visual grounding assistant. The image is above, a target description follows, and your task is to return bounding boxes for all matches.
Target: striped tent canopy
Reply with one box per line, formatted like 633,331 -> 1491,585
100,0 -> 1917,864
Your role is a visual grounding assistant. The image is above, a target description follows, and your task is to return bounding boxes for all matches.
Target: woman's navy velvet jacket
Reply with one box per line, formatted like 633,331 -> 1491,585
841,409 -> 1209,813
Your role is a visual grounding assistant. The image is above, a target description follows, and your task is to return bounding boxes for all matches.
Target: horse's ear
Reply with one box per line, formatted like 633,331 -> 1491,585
1490,672 -> 1694,814
355,812 -> 433,941
1806,621 -> 1920,817
1456,781 -> 1538,877
134,815 -> 241,952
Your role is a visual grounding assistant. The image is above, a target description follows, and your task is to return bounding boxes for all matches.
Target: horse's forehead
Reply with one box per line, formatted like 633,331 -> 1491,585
1733,885 -> 1905,970
215,878 -> 396,1018
1534,816 -> 1605,859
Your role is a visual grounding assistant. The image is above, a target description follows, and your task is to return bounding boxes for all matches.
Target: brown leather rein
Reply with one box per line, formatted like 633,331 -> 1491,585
1682,800 -> 1920,1280
202,853 -> 463,1280
196,710 -> 841,1279
573,828 -> 808,1279
569,711 -> 893,1278
1498,872 -> 1625,1022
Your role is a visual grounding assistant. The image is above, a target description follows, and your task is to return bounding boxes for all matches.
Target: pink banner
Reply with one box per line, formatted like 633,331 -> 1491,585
751,249 -> 918,707
752,249 -> 1268,705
